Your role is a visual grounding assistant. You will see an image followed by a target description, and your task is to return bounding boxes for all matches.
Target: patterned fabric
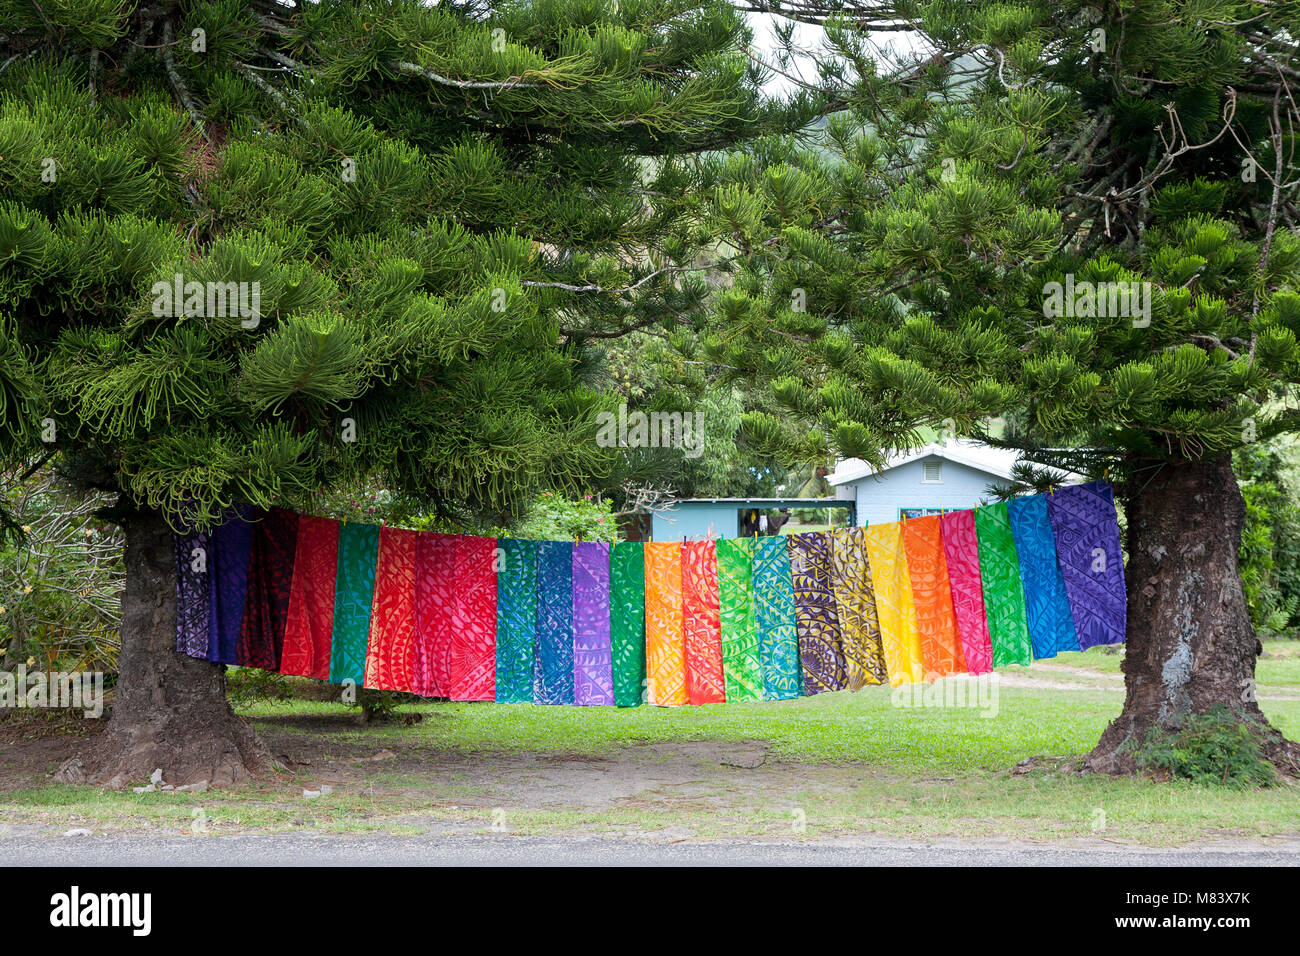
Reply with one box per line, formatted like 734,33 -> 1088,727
280,515 -> 340,679
788,532 -> 848,694
329,522 -> 381,685
643,542 -> 688,706
939,510 -> 993,675
365,526 -> 417,692
209,509 -> 255,665
715,538 -> 763,701
900,515 -> 966,679
495,538 -> 538,703
1008,494 -> 1080,659
681,541 -> 726,705
237,508 -> 296,671
863,522 -> 925,686
827,528 -> 887,688
973,502 -> 1033,667
609,541 -> 646,707
449,535 -> 497,701
572,542 -> 614,705
535,540 -> 575,705
752,536 -> 802,700
174,527 -> 211,660
1046,481 -> 1127,649
413,532 -> 457,697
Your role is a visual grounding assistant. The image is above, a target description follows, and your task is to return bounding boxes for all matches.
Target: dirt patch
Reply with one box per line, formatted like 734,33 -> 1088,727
0,711 -> 103,791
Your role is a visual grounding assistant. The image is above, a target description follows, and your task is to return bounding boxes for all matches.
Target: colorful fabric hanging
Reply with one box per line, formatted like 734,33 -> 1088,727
209,510 -> 255,665
365,525 -> 417,692
682,540 -> 727,704
1008,494 -> 1080,658
788,531 -> 848,694
715,538 -> 763,702
939,510 -> 992,675
1047,481 -> 1127,649
572,541 -> 615,706
495,538 -> 538,703
863,522 -> 925,686
174,527 -> 211,660
752,536 -> 802,700
827,527 -> 888,688
900,515 -> 966,679
241,508 -> 298,672
329,522 -> 382,685
413,532 -> 457,697
609,541 -> 646,707
449,535 -> 497,701
280,515 -> 341,680
973,502 -> 1033,667
535,540 -> 575,705
643,541 -> 688,706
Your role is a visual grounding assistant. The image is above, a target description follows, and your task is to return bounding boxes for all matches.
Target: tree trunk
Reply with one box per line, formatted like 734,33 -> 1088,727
54,507 -> 272,790
1087,455 -> 1300,776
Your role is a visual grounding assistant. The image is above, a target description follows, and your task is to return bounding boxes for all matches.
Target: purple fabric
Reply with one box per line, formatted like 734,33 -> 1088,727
208,508 -> 255,665
174,528 -> 211,659
1046,481 -> 1127,649
572,541 -> 614,705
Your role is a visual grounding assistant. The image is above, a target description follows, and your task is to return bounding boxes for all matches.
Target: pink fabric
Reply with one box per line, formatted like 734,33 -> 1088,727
940,510 -> 993,675
413,532 -> 458,697
449,535 -> 498,701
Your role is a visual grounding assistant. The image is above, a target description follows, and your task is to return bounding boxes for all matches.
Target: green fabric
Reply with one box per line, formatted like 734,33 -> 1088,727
329,521 -> 381,685
495,538 -> 537,703
609,541 -> 646,707
973,502 -> 1033,667
716,538 -> 763,701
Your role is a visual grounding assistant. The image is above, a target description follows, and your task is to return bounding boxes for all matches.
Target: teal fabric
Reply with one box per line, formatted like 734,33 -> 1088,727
329,521 -> 381,685
495,538 -> 538,703
752,536 -> 802,700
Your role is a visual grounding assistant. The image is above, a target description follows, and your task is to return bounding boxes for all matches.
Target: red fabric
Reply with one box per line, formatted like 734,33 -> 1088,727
681,540 -> 726,704
365,526 -> 417,692
279,515 -> 339,680
449,535 -> 498,701
413,532 -> 457,697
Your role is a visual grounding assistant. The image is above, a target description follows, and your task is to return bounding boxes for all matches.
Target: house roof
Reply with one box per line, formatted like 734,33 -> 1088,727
827,440 -> 1079,486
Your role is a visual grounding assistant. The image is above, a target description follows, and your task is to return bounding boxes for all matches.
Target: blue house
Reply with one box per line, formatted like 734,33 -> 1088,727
828,440 -> 1077,526
649,441 -> 1078,540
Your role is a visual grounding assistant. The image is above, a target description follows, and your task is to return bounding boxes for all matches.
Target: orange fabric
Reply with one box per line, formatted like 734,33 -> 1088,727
643,542 -> 687,706
901,515 -> 966,679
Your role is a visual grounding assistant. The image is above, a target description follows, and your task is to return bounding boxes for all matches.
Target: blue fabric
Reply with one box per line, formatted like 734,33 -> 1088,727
534,540 -> 575,704
496,538 -> 538,703
1008,494 -> 1080,658
209,509 -> 254,665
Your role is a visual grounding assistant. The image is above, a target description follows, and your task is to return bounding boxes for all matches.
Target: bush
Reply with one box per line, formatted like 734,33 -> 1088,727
1133,705 -> 1278,789
492,491 -> 618,543
225,667 -> 292,706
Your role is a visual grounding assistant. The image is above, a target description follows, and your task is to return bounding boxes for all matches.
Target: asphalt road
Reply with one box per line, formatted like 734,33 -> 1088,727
5,834 -> 1297,866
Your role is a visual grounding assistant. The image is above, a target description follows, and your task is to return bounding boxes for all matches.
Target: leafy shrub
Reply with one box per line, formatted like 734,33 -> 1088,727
492,491 -> 618,543
1134,705 -> 1278,789
225,667 -> 292,706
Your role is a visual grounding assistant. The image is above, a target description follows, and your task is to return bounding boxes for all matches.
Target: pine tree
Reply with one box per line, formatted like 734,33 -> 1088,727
701,0 -> 1300,773
0,0 -> 808,786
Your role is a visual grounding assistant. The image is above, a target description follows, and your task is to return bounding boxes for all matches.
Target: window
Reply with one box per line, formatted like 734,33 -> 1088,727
922,460 -> 942,483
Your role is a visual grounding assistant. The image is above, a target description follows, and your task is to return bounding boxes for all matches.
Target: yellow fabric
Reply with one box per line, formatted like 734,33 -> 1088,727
643,542 -> 688,706
863,522 -> 925,686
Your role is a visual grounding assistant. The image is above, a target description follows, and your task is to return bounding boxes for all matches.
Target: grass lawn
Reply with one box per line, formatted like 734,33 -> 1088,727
1,641 -> 1297,846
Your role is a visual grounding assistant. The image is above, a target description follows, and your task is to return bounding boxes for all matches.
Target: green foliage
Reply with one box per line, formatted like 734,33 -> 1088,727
225,667 -> 292,707
495,491 -> 619,542
1235,440 -> 1300,636
0,0 -> 807,533
1133,705 -> 1278,790
0,466 -> 121,673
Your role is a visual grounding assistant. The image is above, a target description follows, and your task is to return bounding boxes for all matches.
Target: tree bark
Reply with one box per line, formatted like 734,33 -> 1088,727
1087,455 -> 1300,776
54,507 -> 272,790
